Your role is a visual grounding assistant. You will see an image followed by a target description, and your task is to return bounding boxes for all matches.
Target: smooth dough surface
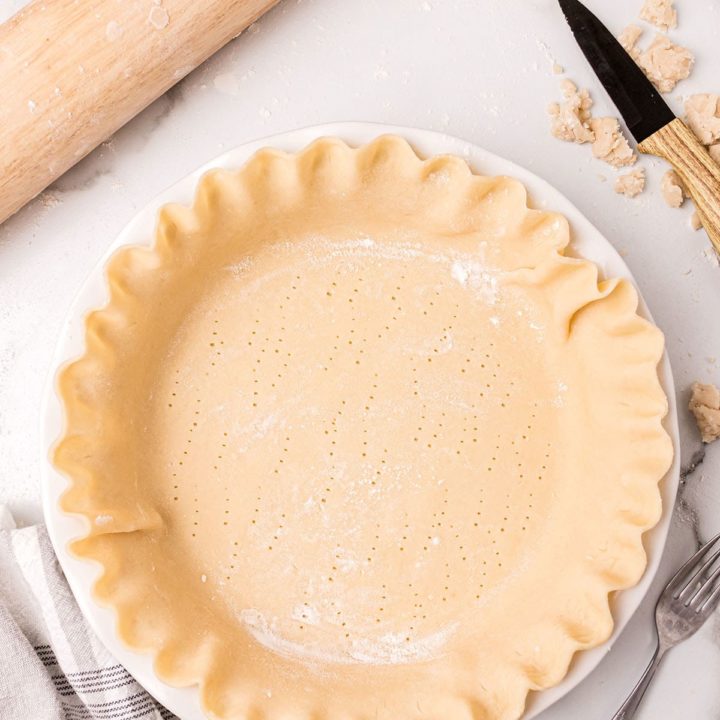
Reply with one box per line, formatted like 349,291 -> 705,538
55,136 -> 673,720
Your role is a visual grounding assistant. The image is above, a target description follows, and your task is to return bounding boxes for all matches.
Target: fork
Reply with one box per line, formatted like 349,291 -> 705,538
612,532 -> 720,719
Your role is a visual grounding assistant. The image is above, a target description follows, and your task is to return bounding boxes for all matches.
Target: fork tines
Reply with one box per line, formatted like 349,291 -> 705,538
667,533 -> 720,614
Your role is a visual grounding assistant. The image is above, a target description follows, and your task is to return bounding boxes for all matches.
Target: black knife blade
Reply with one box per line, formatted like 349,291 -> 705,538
558,0 -> 676,144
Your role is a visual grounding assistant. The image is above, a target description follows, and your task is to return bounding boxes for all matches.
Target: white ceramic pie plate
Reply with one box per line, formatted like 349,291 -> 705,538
41,122 -> 680,720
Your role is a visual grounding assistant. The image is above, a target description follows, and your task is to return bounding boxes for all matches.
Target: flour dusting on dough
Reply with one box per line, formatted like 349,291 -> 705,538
348,627 -> 458,664
231,412 -> 280,454
450,259 -> 498,304
291,604 -> 321,626
451,260 -> 470,286
294,236 -> 501,304
239,608 -> 458,665
225,257 -> 254,276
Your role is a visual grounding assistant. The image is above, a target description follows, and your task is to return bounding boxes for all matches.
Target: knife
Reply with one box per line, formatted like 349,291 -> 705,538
558,0 -> 720,254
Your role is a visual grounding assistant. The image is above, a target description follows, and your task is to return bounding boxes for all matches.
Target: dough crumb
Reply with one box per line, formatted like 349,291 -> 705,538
614,169 -> 646,198
618,24 -> 643,59
552,62 -> 564,75
684,94 -> 720,146
690,211 -> 703,231
590,117 -> 636,167
689,382 -> 720,443
548,81 -> 595,144
639,0 -> 677,33
638,35 -> 694,93
660,170 -> 687,208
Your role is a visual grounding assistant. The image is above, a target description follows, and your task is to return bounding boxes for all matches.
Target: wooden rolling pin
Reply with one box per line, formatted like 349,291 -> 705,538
0,0 -> 279,224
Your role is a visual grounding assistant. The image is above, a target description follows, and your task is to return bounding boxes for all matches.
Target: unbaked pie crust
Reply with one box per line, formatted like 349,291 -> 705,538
54,136 -> 673,720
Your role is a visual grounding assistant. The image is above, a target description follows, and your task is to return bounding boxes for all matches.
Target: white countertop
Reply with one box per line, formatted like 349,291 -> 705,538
1,0 -> 719,718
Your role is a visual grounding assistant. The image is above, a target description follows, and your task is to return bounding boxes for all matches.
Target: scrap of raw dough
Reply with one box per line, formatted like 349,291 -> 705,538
618,24 -> 643,59
618,26 -> 692,95
614,169 -> 646,198
709,145 -> 720,165
639,0 -> 677,33
590,117 -> 636,167
638,35 -> 694,93
690,211 -> 703,231
689,382 -> 720,443
660,170 -> 687,208
548,81 -> 595,144
684,94 -> 720,146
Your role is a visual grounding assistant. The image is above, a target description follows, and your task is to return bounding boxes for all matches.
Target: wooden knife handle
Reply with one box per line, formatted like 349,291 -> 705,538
638,118 -> 720,255
0,0 -> 278,225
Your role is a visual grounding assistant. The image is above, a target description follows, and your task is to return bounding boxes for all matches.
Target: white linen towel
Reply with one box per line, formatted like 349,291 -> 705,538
0,506 -> 177,720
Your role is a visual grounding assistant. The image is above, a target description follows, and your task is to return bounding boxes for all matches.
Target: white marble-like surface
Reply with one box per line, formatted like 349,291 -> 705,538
1,0 -> 719,718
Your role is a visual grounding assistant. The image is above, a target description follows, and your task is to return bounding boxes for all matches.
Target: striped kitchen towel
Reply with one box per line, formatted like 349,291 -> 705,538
0,506 -> 177,720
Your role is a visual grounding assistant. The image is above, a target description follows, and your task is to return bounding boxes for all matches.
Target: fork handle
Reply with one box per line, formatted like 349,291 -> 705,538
611,644 -> 666,720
